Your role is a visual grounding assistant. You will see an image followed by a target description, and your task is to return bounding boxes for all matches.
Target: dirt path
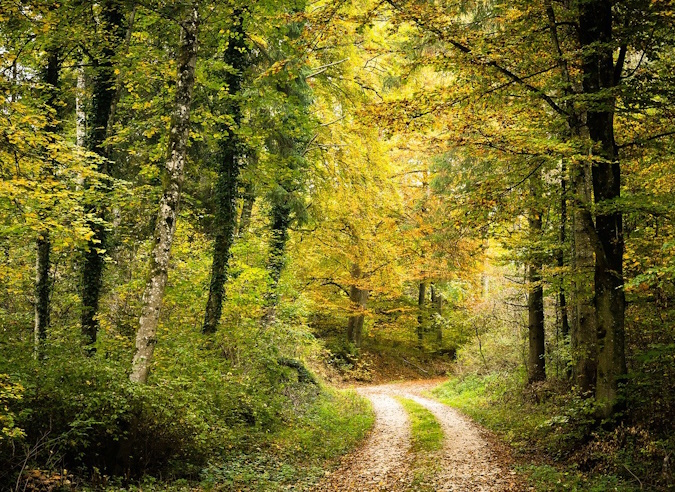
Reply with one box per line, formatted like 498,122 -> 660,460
313,379 -> 524,491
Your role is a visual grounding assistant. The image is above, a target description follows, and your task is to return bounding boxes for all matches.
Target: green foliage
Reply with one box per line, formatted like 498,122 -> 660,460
0,374 -> 24,441
199,388 -> 374,491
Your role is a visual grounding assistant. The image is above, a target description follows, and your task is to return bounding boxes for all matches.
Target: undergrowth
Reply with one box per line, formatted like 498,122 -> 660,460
433,372 -> 673,491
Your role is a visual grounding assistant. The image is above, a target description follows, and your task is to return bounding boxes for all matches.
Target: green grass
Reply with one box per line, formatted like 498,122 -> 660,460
395,397 -> 443,453
395,396 -> 444,491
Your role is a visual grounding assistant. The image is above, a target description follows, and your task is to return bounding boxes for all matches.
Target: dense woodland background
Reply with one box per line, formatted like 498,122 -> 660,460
1,0 -> 674,490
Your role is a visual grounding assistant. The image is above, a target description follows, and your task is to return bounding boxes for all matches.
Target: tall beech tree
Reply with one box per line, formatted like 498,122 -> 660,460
130,4 -> 199,383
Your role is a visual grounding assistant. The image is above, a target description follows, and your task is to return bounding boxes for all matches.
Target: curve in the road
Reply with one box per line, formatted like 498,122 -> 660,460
312,380 -> 523,492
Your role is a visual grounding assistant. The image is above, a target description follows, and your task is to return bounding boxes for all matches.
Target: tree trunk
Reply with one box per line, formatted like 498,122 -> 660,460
347,264 -> 368,347
527,173 -> 545,383
417,281 -> 426,349
431,283 -> 442,345
558,165 -> 570,343
236,181 -> 255,237
81,0 -> 127,346
578,0 -> 626,417
130,6 -> 199,384
34,50 -> 61,351
571,161 -> 597,393
202,11 -> 248,334
262,202 -> 291,326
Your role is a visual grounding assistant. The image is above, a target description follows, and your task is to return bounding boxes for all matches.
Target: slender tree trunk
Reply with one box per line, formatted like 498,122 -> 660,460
527,172 -> 546,383
558,165 -> 571,377
236,181 -> 255,237
130,6 -> 199,384
417,281 -> 426,349
558,166 -> 570,341
81,0 -> 127,346
35,234 -> 51,346
347,265 -> 368,347
76,64 -> 86,147
578,0 -> 626,417
202,12 -> 248,334
431,283 -> 442,345
34,50 -> 61,351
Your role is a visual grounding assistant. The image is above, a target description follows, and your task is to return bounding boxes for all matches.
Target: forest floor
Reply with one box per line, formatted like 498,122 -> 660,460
312,379 -> 526,491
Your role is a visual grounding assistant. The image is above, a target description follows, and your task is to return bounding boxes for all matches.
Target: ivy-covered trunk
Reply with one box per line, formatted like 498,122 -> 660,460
202,11 -> 248,335
262,201 -> 292,326
578,0 -> 626,417
81,0 -> 126,346
130,6 -> 199,384
34,50 -> 61,350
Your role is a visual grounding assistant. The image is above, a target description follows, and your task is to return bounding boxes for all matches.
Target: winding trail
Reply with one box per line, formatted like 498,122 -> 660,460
313,379 -> 524,491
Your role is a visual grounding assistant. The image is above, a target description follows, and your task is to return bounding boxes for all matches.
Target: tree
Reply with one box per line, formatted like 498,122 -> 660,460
202,8 -> 250,334
80,0 -> 130,346
130,3 -> 199,384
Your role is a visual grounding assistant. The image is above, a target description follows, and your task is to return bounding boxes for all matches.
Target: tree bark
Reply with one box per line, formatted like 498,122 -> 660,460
347,264 -> 368,347
34,50 -> 61,351
262,201 -> 291,326
527,172 -> 546,383
431,283 -> 442,345
236,181 -> 255,237
558,165 -> 571,377
571,161 -> 597,393
417,281 -> 427,349
130,6 -> 199,384
202,11 -> 248,334
81,0 -> 127,346
578,0 -> 626,417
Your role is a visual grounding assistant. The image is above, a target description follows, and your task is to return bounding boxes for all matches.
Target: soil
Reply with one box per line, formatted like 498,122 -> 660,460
312,379 -> 526,491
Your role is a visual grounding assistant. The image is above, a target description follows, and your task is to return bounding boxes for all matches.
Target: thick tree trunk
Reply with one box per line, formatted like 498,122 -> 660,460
130,6 -> 199,384
262,202 -> 291,326
202,12 -> 248,334
527,173 -> 545,383
347,264 -> 368,347
578,0 -> 626,417
571,162 -> 597,393
81,0 -> 127,346
34,50 -> 61,351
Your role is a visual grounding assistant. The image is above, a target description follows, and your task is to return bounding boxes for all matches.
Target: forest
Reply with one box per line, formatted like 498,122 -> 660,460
0,0 -> 674,490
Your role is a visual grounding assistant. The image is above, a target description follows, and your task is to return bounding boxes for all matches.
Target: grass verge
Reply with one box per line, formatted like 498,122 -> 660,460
432,373 -> 644,491
95,387 -> 374,491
